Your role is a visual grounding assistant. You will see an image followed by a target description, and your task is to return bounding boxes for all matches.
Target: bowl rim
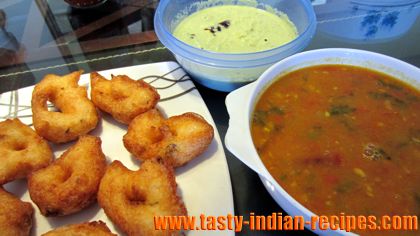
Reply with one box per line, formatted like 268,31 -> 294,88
225,48 -> 420,235
350,0 -> 420,7
154,0 -> 317,67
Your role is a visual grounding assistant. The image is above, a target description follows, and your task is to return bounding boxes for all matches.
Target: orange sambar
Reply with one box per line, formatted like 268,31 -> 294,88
251,65 -> 420,236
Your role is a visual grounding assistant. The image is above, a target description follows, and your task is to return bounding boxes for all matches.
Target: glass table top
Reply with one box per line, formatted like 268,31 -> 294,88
1,0 -> 420,92
0,0 -> 164,92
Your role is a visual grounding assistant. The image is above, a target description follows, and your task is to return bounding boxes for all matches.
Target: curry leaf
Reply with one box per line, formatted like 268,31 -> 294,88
377,78 -> 402,90
253,106 -> 285,125
363,143 -> 392,161
308,126 -> 323,139
369,92 -> 406,107
253,110 -> 267,125
329,105 -> 356,116
269,106 -> 285,115
336,180 -> 355,194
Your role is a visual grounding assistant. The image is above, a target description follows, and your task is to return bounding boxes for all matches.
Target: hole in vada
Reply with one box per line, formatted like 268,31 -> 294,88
13,142 -> 27,151
126,187 -> 146,205
57,167 -> 72,183
47,100 -> 61,113
111,92 -> 128,101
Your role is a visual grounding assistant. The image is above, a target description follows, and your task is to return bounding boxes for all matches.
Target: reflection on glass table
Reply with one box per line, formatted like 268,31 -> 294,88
0,9 -> 25,68
0,0 -> 158,68
315,0 -> 420,43
0,0 -> 161,92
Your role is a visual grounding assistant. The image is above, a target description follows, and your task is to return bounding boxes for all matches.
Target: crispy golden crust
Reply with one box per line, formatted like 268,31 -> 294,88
98,160 -> 187,236
31,71 -> 99,143
123,109 -> 214,167
0,119 -> 53,185
42,221 -> 116,236
90,72 -> 160,124
28,135 -> 107,216
0,188 -> 34,236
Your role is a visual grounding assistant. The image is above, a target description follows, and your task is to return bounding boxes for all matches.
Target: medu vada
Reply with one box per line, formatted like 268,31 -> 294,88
98,159 -> 187,236
123,108 -> 214,167
31,70 -> 99,143
90,72 -> 159,124
42,221 -> 116,236
0,118 -> 52,185
0,187 -> 34,236
28,135 -> 107,216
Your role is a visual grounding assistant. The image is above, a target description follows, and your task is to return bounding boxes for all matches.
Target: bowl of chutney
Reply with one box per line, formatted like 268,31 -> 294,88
154,0 -> 317,92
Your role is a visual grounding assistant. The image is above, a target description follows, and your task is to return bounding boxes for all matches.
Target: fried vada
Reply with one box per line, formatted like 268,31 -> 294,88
42,221 -> 116,236
123,108 -> 214,167
0,187 -> 34,236
98,160 -> 187,236
28,135 -> 106,216
0,118 -> 52,185
31,70 -> 99,143
90,72 -> 159,124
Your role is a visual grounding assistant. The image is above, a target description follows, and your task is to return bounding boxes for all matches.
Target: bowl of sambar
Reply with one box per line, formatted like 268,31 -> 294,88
225,48 -> 420,236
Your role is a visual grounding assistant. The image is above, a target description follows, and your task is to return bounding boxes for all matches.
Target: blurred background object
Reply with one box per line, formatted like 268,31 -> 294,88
316,0 -> 420,43
0,9 -> 26,68
64,0 -> 108,8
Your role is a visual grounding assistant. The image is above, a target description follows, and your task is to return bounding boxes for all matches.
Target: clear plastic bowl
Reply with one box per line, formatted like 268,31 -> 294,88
154,0 -> 317,92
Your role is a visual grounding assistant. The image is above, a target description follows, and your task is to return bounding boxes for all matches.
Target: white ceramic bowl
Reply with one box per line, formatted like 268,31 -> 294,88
317,1 -> 420,43
225,48 -> 420,235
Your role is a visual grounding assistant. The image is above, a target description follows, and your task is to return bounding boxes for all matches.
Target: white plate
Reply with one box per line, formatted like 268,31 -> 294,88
0,61 -> 234,235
